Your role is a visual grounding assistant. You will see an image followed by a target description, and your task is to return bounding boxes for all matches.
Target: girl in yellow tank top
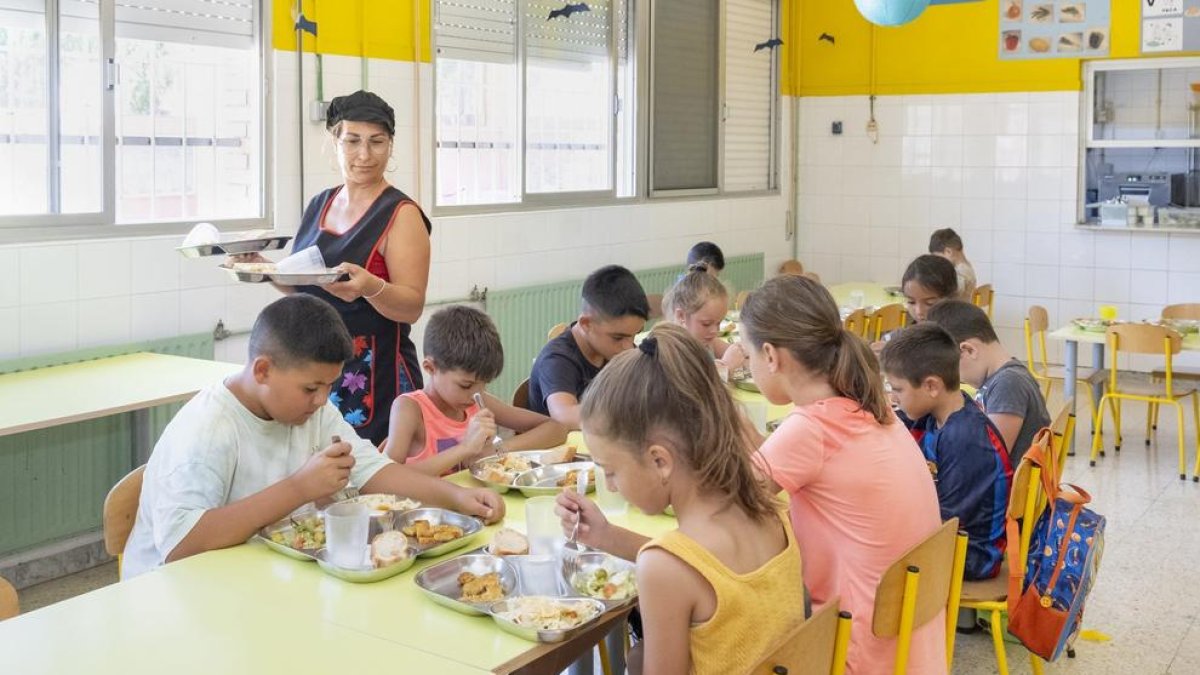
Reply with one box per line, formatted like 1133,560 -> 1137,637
557,324 -> 805,674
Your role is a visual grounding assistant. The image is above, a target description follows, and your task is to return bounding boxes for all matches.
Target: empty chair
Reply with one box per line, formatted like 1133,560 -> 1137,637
870,304 -> 907,341
1025,305 -> 1104,428
752,598 -> 852,675
104,465 -> 146,578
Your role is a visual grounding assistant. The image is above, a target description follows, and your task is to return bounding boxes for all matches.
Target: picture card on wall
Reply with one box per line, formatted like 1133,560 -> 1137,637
999,0 -> 1110,59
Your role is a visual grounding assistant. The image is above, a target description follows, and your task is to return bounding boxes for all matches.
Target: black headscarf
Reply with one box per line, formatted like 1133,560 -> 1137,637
326,90 -> 395,136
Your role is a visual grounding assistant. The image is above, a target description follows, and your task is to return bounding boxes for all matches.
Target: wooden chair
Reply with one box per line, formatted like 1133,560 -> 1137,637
803,271 -> 823,284
778,259 -> 805,277
972,284 -> 995,318
511,378 -> 530,409
735,290 -> 750,311
1025,305 -> 1104,432
547,323 -> 568,341
646,293 -> 664,321
843,308 -> 870,339
1048,404 -> 1076,482
103,465 -> 146,578
1089,324 -> 1200,480
0,576 -> 18,620
751,599 -> 852,675
1152,304 -> 1200,386
872,518 -> 968,674
958,441 -> 1053,675
869,303 -> 907,341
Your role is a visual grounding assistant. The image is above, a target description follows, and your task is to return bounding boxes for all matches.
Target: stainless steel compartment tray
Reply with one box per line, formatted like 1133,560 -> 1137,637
177,235 -> 292,258
395,508 -> 483,558
314,546 -> 414,583
413,554 -> 520,616
513,462 -> 596,498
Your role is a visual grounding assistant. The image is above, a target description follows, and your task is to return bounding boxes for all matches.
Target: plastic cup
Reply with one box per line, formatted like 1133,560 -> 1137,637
594,467 -> 629,517
324,502 -> 369,568
525,496 -> 562,557
849,290 -> 866,309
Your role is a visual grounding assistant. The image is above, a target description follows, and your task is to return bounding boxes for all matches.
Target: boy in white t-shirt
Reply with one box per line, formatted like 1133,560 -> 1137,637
122,295 -> 505,579
928,228 -> 977,302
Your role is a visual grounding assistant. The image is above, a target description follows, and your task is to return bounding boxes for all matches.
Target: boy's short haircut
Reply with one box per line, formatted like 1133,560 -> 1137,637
929,228 -> 964,253
926,300 -> 999,345
880,323 -> 961,390
686,241 -> 726,272
582,265 -> 650,321
902,254 -> 958,299
422,305 -> 504,382
249,295 -> 354,367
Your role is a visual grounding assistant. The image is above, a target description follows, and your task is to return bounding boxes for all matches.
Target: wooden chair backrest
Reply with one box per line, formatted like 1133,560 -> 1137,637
804,271 -> 823,284
1108,323 -> 1182,356
511,378 -> 531,409
1162,303 -> 1200,320
872,518 -> 960,637
736,290 -> 751,310
0,576 -> 17,621
751,598 -> 843,675
103,465 -> 146,557
646,293 -> 664,321
843,308 -> 869,338
973,284 -> 995,309
1048,404 -> 1075,478
547,323 -> 568,342
1027,305 -> 1049,334
778,259 -> 805,276
871,303 -> 907,339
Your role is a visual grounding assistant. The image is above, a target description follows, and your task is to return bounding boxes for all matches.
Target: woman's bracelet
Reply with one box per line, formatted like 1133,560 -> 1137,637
363,278 -> 387,299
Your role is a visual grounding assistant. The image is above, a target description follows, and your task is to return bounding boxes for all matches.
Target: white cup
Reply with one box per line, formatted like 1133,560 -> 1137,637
324,502 -> 369,568
525,496 -> 562,557
594,467 -> 628,517
849,290 -> 866,309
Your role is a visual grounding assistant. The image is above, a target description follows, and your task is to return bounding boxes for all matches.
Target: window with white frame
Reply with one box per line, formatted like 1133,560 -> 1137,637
433,0 -> 778,207
0,0 -> 265,229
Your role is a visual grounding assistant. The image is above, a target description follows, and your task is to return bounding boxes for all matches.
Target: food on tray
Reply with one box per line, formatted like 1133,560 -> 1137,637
488,527 -> 530,556
559,469 -> 595,489
1058,3 -> 1084,22
540,445 -> 578,465
457,571 -> 506,603
1160,319 -> 1200,335
402,519 -> 465,547
345,494 -> 419,513
369,531 -> 411,568
496,597 -> 600,631
1057,33 -> 1082,52
269,515 -> 324,550
1029,37 -> 1050,53
479,454 -> 536,483
1072,318 -> 1115,333
231,262 -> 278,274
572,566 -> 637,601
1188,6 -> 1200,17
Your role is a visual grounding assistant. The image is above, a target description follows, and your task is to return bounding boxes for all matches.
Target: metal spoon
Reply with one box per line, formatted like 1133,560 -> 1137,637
472,393 -> 503,457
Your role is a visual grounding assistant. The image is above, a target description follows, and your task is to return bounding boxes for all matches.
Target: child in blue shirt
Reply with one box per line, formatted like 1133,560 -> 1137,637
881,323 -> 1013,581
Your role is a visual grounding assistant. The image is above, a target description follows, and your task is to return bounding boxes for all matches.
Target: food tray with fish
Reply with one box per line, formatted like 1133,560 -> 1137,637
513,462 -> 596,498
221,262 -> 347,285
395,508 -> 483,557
256,509 -> 324,561
414,554 -> 521,616
489,596 -> 608,643
177,234 -> 292,258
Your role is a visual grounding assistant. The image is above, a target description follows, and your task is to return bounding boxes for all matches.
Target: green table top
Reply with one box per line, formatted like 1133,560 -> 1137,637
826,282 -> 905,311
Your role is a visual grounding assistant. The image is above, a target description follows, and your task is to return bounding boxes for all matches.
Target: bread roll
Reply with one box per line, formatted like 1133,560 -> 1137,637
488,527 -> 530,556
370,530 -> 410,568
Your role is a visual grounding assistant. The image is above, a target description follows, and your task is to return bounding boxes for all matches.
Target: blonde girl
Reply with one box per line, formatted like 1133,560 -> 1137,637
555,323 -> 804,675
741,274 -> 946,674
662,268 -> 746,370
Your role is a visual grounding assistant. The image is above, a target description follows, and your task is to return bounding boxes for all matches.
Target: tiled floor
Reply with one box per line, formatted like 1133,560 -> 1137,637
11,392 -> 1200,674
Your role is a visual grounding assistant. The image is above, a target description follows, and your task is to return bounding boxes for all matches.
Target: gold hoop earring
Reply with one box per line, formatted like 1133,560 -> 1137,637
387,156 -> 397,173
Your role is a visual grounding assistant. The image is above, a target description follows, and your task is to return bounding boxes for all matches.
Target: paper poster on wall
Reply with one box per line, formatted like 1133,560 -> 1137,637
1140,0 -> 1200,53
999,0 -> 1111,59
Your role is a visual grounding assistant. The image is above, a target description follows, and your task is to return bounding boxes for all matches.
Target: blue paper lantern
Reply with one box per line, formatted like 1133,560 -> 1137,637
854,0 -> 931,26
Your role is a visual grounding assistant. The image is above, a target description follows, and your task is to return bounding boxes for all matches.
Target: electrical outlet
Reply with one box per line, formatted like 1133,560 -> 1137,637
309,100 -> 330,122
831,121 -> 843,135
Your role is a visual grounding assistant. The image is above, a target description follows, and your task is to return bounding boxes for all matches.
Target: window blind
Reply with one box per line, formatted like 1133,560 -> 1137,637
435,0 -> 517,64
724,0 -> 774,192
650,0 -> 719,192
524,0 -> 609,63
58,0 -> 254,48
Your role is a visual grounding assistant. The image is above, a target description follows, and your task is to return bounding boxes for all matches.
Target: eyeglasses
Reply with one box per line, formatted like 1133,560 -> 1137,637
337,136 -> 391,155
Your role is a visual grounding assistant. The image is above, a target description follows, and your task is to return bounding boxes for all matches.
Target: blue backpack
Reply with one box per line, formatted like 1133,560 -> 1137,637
1006,430 -> 1106,661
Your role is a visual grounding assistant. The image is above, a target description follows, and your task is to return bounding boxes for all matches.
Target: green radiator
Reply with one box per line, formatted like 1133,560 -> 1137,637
0,333 -> 214,557
486,254 -> 765,400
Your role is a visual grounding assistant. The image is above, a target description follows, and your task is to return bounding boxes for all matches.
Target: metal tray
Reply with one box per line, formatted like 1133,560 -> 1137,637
222,264 -> 347,286
395,508 -> 484,558
257,510 -> 323,561
177,235 -> 292,258
314,545 -> 415,583
513,462 -> 596,498
414,554 -> 521,616
562,552 -> 638,610
489,596 -> 607,643
469,454 -> 543,493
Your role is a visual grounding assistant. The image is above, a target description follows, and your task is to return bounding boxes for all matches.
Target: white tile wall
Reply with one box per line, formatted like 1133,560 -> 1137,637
0,53 -> 791,363
796,91 -> 1200,368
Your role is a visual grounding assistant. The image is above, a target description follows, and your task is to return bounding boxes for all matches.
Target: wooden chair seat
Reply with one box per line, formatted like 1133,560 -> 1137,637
1153,366 -> 1200,382
1034,365 -> 1103,384
1109,373 -> 1198,399
959,564 -> 1009,604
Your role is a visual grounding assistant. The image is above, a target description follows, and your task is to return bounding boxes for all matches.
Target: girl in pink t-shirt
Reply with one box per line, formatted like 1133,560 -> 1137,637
740,275 -> 946,675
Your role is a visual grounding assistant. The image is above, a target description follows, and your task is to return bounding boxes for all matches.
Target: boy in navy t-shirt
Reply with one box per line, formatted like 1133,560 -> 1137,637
881,323 -> 1014,580
527,265 -> 649,430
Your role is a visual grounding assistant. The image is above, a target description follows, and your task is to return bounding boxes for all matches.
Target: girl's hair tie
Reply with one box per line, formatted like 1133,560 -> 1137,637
639,336 -> 659,358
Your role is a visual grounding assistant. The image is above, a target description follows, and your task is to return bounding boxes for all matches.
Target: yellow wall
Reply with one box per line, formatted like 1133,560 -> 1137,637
272,0 -> 431,62
792,0 -> 1173,96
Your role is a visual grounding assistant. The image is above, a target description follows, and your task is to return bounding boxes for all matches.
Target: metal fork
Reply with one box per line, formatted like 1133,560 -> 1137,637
560,469 -> 589,584
472,393 -> 503,457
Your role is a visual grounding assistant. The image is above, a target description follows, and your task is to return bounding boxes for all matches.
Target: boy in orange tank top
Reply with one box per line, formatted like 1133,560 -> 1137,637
385,306 -> 567,476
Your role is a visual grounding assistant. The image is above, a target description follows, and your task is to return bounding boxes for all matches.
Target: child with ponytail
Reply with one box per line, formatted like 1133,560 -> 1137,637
555,323 -> 804,675
741,275 -> 946,675
662,269 -> 746,370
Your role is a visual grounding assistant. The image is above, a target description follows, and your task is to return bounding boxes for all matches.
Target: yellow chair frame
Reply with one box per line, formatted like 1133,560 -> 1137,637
869,304 -> 908,342
973,284 -> 995,318
751,598 -> 853,675
1024,305 -> 1102,434
843,308 -> 870,339
871,518 -> 968,674
1089,325 -> 1200,481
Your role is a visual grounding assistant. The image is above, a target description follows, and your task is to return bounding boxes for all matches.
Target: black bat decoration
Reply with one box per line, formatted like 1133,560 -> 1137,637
754,37 -> 784,52
818,32 -> 835,45
548,2 -> 590,20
